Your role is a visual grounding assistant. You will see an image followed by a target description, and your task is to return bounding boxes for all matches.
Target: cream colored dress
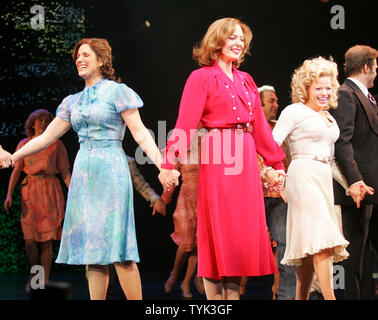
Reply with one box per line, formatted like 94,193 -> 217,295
273,103 -> 349,266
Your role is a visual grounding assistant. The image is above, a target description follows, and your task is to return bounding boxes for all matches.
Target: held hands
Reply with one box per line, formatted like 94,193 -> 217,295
265,169 -> 287,202
158,168 -> 180,190
0,148 -> 12,168
347,181 -> 374,208
265,169 -> 286,190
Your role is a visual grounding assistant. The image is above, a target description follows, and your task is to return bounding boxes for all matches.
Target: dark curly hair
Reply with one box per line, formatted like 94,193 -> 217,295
25,109 -> 54,138
72,38 -> 121,83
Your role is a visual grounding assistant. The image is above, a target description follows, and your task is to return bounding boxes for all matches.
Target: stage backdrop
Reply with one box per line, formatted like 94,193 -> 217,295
0,0 -> 377,273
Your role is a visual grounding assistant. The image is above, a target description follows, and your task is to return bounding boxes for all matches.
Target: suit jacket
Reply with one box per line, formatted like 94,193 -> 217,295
330,79 -> 378,205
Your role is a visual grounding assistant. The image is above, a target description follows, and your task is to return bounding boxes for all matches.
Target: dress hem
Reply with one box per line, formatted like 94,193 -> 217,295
55,258 -> 140,265
281,242 -> 349,266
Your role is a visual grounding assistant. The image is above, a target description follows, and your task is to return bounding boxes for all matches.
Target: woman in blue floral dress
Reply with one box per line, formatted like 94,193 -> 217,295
11,38 -> 180,300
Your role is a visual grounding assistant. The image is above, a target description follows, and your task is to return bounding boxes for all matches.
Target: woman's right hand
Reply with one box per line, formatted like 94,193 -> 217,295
0,148 -> 12,168
158,169 -> 180,190
4,195 -> 12,212
347,181 -> 374,208
265,169 -> 280,187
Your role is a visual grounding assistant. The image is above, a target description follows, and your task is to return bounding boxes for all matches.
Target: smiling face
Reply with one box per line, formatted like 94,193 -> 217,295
219,24 -> 245,64
306,76 -> 333,111
75,43 -> 103,82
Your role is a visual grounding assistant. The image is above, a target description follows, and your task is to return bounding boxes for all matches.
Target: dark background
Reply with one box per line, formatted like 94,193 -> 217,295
0,0 -> 377,273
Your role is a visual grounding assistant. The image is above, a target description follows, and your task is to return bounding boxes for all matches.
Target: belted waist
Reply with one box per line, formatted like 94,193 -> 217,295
292,154 -> 332,164
80,140 -> 122,150
205,123 -> 253,135
21,174 -> 56,186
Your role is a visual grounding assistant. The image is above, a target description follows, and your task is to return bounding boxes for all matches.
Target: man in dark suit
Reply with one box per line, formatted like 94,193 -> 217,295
330,45 -> 378,300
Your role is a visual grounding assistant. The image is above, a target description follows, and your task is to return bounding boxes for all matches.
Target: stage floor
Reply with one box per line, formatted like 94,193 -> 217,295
0,269 -> 277,300
2,268 -> 370,300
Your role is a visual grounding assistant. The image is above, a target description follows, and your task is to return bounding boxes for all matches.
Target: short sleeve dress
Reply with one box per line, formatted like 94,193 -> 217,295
17,139 -> 69,242
55,78 -> 143,265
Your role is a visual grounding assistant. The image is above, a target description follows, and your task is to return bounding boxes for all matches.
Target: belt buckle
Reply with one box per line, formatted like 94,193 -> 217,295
315,155 -> 329,164
235,124 -> 244,135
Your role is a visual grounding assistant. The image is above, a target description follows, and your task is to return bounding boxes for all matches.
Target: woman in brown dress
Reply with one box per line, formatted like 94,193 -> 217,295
4,109 -> 71,292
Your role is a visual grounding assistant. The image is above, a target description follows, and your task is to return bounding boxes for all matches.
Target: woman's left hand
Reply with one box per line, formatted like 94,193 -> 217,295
265,169 -> 286,190
0,148 -> 12,168
265,169 -> 280,187
158,169 -> 180,190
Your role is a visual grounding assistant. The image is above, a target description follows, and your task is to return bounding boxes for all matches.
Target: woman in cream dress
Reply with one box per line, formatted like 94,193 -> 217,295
272,57 -> 349,300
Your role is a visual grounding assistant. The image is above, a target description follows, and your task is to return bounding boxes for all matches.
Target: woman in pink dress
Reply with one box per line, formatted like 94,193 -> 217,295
4,109 -> 71,291
158,18 -> 286,300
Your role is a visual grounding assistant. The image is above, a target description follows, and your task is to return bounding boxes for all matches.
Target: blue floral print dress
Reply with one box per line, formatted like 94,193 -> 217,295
55,78 -> 143,265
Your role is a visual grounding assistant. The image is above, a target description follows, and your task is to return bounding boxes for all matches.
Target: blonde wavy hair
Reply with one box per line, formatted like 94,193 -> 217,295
193,18 -> 253,68
291,56 -> 340,110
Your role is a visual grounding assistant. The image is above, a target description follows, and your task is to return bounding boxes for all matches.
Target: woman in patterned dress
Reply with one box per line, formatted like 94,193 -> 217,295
162,131 -> 205,299
4,109 -> 71,292
10,38 -> 179,300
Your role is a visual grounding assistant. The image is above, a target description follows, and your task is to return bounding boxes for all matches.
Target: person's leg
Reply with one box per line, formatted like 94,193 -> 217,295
165,248 -> 190,293
313,249 -> 335,300
114,261 -> 142,300
361,206 -> 378,299
87,264 -> 109,300
267,198 -> 296,300
181,251 -> 197,298
107,264 -> 117,296
40,240 -> 53,283
24,239 -> 38,292
25,239 -> 38,267
223,276 -> 241,300
341,204 -> 373,299
295,255 -> 315,300
193,246 -> 205,295
239,276 -> 248,295
203,277 -> 223,300
272,247 -> 279,299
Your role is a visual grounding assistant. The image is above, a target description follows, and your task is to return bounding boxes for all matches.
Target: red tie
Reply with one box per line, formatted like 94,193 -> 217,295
368,92 -> 377,106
